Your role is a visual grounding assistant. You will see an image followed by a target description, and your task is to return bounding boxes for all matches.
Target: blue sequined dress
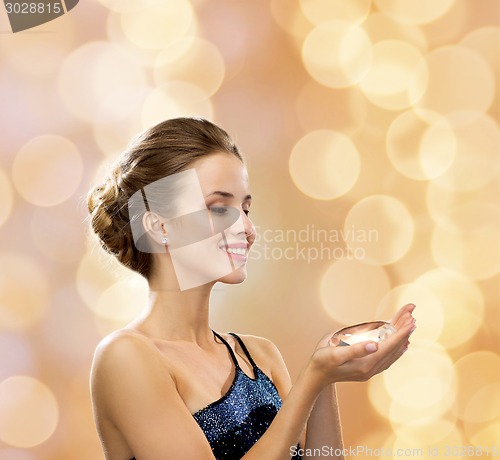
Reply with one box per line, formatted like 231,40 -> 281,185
130,331 -> 302,460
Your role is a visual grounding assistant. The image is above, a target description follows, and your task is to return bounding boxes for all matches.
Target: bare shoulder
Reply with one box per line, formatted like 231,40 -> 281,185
90,329 -> 173,406
92,329 -> 161,374
90,329 -> 216,459
230,333 -> 292,396
92,328 -> 158,362
231,333 -> 283,358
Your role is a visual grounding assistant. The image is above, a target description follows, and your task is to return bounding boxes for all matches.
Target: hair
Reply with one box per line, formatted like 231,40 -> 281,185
87,117 -> 243,279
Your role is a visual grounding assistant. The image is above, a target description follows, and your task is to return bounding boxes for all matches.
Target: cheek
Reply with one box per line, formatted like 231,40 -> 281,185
168,236 -> 238,290
226,214 -> 246,236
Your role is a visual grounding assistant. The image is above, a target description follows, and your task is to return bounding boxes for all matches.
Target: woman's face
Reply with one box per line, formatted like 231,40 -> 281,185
161,152 -> 255,290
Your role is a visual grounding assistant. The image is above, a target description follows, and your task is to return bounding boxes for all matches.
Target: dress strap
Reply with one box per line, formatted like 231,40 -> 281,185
228,333 -> 258,370
212,330 -> 240,368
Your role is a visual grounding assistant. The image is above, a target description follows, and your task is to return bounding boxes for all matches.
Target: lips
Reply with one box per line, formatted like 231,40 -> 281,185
222,247 -> 247,256
219,242 -> 249,259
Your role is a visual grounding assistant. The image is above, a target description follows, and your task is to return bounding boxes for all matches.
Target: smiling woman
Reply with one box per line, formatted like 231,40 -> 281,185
87,117 -> 416,460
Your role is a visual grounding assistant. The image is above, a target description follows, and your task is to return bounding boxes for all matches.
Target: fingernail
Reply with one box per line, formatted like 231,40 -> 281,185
366,343 -> 378,353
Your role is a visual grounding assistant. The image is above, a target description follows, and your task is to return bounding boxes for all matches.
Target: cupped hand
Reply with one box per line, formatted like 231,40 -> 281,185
309,304 -> 416,386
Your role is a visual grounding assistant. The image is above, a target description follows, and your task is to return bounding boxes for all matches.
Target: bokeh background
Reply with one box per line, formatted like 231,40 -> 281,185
0,0 -> 499,458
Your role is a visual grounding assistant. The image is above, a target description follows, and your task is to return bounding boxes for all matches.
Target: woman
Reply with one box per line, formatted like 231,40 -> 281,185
88,118 -> 416,460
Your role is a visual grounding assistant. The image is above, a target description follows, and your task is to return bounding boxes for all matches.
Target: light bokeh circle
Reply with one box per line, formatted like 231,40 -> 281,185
58,41 -> 147,124
432,112 -> 500,191
93,277 -> 148,336
299,0 -> 371,25
296,83 -> 368,136
359,40 -> 428,110
466,422 -> 500,448
320,258 -> 391,325
140,82 -> 214,130
343,195 -> 414,265
386,109 -> 457,180
105,9 -> 163,68
0,335 -> 35,382
383,340 -> 456,411
0,253 -> 50,332
391,425 -> 465,460
417,46 -> 495,117
289,130 -> 361,200
431,202 -> 500,280
376,283 -> 444,342
414,268 -> 484,349
0,168 -> 13,228
0,10 -> 75,78
363,13 -> 428,52
95,0 -> 143,13
92,117 -> 144,158
12,135 -> 83,207
392,417 -> 457,446
0,449 -> 37,460
374,0 -> 455,25
30,204 -> 85,265
463,383 -> 500,424
369,372 -> 456,424
270,0 -> 312,41
76,246 -> 134,311
302,21 -> 373,88
94,279 -> 147,323
154,37 -> 226,98
460,27 -> 500,76
454,351 -> 500,420
425,179 -> 498,225
120,0 -> 194,50
0,376 -> 58,448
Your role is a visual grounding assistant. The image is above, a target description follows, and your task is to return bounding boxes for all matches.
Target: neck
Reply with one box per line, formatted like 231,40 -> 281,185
131,280 -> 216,345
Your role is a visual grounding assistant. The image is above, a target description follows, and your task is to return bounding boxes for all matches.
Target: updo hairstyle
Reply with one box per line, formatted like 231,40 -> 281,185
87,118 -> 243,279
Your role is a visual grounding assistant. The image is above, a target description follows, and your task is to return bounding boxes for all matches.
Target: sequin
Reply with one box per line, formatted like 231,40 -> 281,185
192,332 -> 302,459
130,332 -> 302,460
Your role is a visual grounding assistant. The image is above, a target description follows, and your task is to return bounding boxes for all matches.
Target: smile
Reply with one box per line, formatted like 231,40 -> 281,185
219,243 -> 249,260
222,247 -> 247,256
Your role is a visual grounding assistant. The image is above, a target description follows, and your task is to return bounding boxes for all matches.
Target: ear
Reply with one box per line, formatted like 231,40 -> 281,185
142,211 -> 166,247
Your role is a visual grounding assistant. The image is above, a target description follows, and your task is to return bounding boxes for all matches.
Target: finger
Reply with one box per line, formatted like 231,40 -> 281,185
391,303 -> 415,325
332,341 -> 379,365
391,303 -> 416,327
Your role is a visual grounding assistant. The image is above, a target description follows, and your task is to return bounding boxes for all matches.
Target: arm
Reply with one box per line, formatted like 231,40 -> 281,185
91,333 -> 216,460
91,305 -> 415,460
304,384 -> 344,459
303,303 -> 417,459
241,303 -> 416,459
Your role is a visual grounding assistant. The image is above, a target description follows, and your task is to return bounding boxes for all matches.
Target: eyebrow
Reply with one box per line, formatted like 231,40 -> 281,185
206,191 -> 252,201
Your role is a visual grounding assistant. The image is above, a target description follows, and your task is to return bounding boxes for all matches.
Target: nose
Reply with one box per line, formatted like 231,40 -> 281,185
242,211 -> 256,246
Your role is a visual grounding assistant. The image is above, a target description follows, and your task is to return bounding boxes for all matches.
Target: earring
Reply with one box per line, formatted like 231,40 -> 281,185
160,223 -> 168,246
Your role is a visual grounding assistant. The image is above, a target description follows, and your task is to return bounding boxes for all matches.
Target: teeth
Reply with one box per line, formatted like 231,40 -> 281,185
223,247 -> 246,256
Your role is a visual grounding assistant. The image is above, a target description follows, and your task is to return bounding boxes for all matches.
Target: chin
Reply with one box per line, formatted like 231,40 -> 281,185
217,266 -> 248,285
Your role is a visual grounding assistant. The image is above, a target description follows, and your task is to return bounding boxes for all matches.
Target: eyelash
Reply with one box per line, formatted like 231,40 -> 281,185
208,206 -> 250,217
209,207 -> 228,216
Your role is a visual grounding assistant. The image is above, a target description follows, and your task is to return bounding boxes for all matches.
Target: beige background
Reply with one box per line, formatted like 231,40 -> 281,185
0,0 -> 499,458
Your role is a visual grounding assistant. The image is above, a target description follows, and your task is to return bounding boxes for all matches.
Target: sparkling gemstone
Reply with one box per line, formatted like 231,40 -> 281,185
330,321 -> 396,346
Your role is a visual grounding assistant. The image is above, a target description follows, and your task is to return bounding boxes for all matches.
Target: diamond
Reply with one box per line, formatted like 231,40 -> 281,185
330,321 -> 396,347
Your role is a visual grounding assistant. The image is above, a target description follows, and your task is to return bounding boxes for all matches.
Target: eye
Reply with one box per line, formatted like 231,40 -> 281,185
209,206 -> 228,216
